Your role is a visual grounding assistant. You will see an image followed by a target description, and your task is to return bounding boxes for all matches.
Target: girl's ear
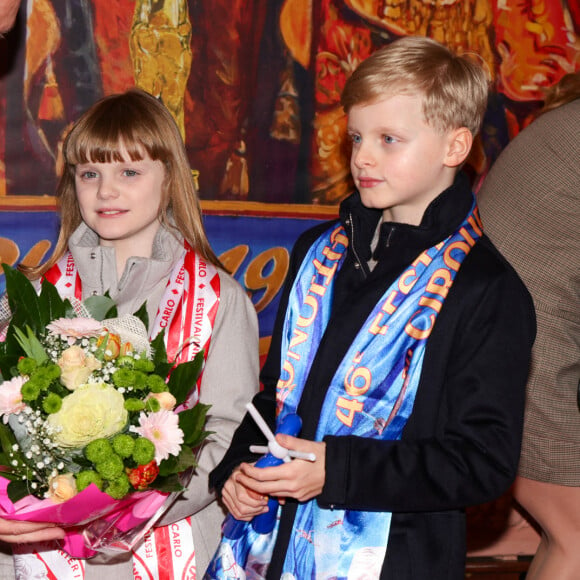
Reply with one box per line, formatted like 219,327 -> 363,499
444,127 -> 473,168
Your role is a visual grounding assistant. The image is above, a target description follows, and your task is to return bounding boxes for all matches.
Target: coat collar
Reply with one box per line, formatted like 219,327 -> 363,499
68,222 -> 184,320
339,172 -> 474,266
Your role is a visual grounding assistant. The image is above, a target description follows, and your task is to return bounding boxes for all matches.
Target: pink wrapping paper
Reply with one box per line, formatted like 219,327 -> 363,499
0,477 -> 169,558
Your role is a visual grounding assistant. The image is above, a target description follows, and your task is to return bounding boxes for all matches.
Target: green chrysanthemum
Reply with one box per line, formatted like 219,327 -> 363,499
76,470 -> 103,492
31,368 -> 53,390
124,398 -> 145,412
17,357 -> 38,376
134,359 -> 154,373
105,473 -> 131,499
133,437 -> 155,466
20,380 -> 41,402
112,433 -> 136,458
147,374 -> 168,393
132,371 -> 149,390
95,454 -> 125,480
112,368 -> 135,388
42,392 -> 62,414
85,438 -> 113,464
116,356 -> 136,369
45,363 -> 61,380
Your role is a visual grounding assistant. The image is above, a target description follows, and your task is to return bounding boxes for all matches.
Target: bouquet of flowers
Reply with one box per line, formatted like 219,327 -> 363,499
0,264 -> 210,557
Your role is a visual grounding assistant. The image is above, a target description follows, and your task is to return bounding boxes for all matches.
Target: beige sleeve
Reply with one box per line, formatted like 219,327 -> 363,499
156,269 -> 260,524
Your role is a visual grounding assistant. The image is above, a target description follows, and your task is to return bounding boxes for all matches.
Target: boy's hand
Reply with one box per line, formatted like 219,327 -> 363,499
237,435 -> 326,503
0,518 -> 65,544
221,465 -> 270,521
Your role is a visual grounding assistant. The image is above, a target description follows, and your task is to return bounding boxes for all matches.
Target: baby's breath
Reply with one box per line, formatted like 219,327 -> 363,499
0,304 -> 196,502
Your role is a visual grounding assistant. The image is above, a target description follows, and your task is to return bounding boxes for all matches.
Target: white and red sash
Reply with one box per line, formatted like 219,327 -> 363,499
14,242 -> 220,579
150,243 -> 220,406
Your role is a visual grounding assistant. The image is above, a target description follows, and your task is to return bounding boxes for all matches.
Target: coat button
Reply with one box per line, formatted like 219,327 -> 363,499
354,262 -> 361,269
90,252 -> 96,259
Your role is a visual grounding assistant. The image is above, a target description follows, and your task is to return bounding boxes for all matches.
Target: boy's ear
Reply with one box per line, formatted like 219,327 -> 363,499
444,127 -> 473,168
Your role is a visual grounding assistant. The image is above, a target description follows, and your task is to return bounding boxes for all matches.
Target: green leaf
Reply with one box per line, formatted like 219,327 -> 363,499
148,473 -> 186,493
7,480 -> 31,503
38,278 -> 67,325
83,295 -> 117,321
0,461 -> 19,480
148,330 -> 181,383
178,403 -> 212,447
0,265 -> 55,375
132,302 -> 149,332
92,331 -> 109,361
158,446 -> 198,477
104,304 -> 118,319
13,326 -> 49,364
150,330 -> 168,364
62,298 -> 75,318
1,264 -> 42,335
0,421 -> 18,455
167,351 -> 204,406
0,338 -> 21,379
0,424 -> 30,493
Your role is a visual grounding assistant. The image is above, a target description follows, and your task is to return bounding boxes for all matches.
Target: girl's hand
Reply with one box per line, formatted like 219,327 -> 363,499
236,435 -> 326,503
0,518 -> 66,544
221,466 -> 270,521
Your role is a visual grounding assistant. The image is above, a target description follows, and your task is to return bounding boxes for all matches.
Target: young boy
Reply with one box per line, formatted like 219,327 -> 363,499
207,36 -> 536,579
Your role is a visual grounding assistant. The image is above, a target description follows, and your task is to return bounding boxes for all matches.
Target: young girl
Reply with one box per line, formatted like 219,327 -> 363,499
0,88 -> 259,578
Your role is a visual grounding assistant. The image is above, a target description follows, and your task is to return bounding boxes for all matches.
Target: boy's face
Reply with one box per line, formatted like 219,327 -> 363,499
347,93 -> 461,225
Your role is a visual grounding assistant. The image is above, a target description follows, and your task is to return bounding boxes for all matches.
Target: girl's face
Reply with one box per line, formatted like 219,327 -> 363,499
74,148 -> 166,261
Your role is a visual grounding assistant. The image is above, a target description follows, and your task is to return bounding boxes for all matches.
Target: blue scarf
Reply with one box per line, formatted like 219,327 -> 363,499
207,200 -> 482,579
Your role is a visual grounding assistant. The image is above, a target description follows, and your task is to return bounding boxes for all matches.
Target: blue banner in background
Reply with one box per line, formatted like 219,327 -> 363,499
0,210 -> 330,341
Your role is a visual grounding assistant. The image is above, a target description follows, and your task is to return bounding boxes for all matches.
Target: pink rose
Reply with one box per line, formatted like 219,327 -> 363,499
47,473 -> 78,503
58,346 -> 102,391
145,392 -> 177,411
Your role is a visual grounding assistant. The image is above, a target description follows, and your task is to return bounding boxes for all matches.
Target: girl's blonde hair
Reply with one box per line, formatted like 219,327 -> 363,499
341,36 -> 490,136
27,88 -> 220,278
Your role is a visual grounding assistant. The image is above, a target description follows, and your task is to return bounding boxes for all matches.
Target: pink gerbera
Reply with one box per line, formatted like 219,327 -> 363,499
133,410 -> 184,462
47,317 -> 103,345
0,376 -> 27,423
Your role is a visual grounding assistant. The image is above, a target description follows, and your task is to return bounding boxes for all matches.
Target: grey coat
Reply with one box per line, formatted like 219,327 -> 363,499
0,223 -> 260,578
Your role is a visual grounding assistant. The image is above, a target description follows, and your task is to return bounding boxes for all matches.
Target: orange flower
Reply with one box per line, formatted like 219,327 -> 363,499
121,342 -> 133,356
98,332 -> 121,360
128,460 -> 159,491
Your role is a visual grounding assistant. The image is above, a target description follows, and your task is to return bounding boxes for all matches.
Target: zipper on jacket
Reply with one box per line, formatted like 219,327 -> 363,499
385,225 -> 396,248
346,211 -> 366,277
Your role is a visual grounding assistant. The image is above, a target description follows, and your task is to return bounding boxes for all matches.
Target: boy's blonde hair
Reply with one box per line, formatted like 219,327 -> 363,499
341,36 -> 489,136
29,89 -> 220,278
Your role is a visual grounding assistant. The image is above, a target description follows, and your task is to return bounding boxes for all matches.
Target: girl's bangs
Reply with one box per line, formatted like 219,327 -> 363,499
66,124 -> 150,166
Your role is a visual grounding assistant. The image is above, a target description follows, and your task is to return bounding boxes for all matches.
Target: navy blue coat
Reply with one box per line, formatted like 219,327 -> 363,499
210,172 -> 536,579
